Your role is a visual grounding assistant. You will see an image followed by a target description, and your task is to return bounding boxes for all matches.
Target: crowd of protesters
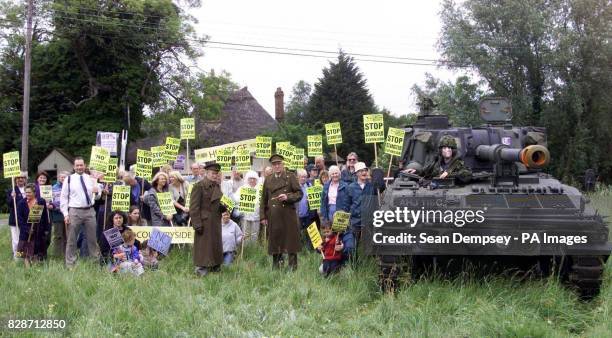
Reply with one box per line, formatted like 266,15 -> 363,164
6,149 -> 379,278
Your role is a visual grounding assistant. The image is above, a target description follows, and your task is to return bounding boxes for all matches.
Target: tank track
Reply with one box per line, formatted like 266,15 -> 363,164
567,256 -> 606,300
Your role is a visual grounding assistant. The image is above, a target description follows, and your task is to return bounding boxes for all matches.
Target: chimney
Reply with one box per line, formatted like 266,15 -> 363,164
274,87 -> 284,123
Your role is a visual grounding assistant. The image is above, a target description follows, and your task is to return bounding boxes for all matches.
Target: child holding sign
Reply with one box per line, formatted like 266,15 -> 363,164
317,222 -> 344,277
110,229 -> 144,276
16,184 -> 50,263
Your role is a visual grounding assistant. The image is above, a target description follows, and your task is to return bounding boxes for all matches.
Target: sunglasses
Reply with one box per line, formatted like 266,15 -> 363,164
348,159 -> 357,162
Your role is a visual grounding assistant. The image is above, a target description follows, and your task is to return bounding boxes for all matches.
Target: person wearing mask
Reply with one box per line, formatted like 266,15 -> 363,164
60,157 -> 103,268
144,172 -> 173,227
7,171 -> 27,258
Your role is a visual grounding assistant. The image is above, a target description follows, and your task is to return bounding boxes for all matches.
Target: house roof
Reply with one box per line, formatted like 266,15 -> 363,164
127,87 -> 278,164
200,87 -> 278,146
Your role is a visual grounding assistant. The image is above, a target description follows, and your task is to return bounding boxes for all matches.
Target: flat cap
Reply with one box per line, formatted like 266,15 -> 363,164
269,154 -> 284,163
204,161 -> 221,171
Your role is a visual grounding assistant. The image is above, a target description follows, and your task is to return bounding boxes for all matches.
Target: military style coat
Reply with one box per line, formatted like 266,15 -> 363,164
421,155 -> 472,183
189,177 -> 223,267
260,170 -> 304,255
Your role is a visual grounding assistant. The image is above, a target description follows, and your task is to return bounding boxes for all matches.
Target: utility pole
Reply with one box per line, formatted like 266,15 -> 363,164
21,0 -> 34,170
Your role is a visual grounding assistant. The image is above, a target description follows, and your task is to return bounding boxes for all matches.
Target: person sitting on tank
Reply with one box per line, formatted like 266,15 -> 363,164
402,135 -> 472,183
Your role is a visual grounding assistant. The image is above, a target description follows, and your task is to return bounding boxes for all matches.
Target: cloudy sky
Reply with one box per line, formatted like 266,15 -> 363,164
190,0 -> 466,117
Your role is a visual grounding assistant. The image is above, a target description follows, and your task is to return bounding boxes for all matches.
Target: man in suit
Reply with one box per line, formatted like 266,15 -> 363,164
260,154 -> 304,270
189,161 -> 224,277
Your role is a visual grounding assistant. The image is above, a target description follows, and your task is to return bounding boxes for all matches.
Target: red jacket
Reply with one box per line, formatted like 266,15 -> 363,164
322,234 -> 342,261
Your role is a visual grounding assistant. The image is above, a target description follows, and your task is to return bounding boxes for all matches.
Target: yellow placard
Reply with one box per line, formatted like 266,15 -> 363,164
39,185 -> 53,200
151,146 -> 166,168
111,185 -> 131,212
239,187 -> 257,213
3,151 -> 20,178
165,137 -> 181,161
292,148 -> 305,171
157,192 -> 176,216
194,139 -> 257,164
220,194 -> 235,213
385,127 -> 406,157
185,183 -> 193,208
363,114 -> 385,143
90,146 -> 110,172
325,122 -> 342,145
28,205 -> 44,223
101,158 -> 118,183
306,184 -> 323,210
130,226 -> 195,244
234,148 -> 251,172
180,118 -> 196,140
136,149 -> 153,180
255,136 -> 272,159
307,222 -> 323,249
331,211 -> 350,232
276,142 -> 293,168
215,148 -> 233,173
307,135 -> 323,158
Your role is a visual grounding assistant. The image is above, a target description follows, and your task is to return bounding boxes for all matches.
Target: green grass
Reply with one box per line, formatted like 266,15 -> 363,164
0,191 -> 610,337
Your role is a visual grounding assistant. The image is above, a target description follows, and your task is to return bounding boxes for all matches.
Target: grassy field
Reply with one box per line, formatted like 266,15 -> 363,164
0,189 -> 610,337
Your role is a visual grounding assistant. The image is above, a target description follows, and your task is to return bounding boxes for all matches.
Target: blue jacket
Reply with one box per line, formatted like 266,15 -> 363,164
347,181 -> 375,228
320,180 -> 350,221
6,185 -> 25,226
341,169 -> 356,184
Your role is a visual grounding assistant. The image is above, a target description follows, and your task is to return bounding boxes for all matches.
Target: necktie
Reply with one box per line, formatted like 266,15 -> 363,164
79,175 -> 92,206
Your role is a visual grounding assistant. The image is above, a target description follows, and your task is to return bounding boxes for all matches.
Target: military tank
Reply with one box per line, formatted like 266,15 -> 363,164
364,98 -> 611,299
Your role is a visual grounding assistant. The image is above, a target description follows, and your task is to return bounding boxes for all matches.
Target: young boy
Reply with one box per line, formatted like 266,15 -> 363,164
317,222 -> 344,277
111,229 -> 144,276
140,240 -> 159,270
221,210 -> 243,266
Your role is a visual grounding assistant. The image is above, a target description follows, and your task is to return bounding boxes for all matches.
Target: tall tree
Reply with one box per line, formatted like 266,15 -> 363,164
306,51 -> 377,164
438,0 -> 612,182
284,80 -> 312,125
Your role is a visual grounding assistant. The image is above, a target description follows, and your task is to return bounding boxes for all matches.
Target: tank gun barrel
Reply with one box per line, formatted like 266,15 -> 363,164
476,144 -> 550,169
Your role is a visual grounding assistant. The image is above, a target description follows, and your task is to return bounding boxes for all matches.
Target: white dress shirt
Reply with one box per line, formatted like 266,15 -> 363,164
60,173 -> 102,216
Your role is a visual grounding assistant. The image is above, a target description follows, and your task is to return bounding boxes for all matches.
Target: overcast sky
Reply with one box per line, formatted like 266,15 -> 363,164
190,0 -> 466,117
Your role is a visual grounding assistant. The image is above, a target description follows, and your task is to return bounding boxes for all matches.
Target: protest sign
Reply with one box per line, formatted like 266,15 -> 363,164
111,185 -> 131,212
103,227 -> 124,248
2,151 -> 20,178
101,158 -> 118,183
39,185 -> 53,200
180,118 -> 195,140
185,183 -> 193,208
96,131 -> 119,156
131,226 -> 194,244
157,192 -> 176,216
385,127 -> 406,156
363,114 -> 385,143
255,136 -> 272,159
234,148 -> 251,172
331,211 -> 350,232
307,135 -> 323,157
165,137 -> 181,161
27,205 -> 44,223
136,149 -> 153,180
325,122 -> 342,145
292,148 -> 305,170
90,146 -> 110,172
215,148 -> 233,173
306,184 -> 323,210
149,228 -> 173,255
307,222 -> 323,249
151,146 -> 166,168
174,154 -> 186,171
220,194 -> 235,213
194,139 -> 256,163
239,187 -> 257,213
